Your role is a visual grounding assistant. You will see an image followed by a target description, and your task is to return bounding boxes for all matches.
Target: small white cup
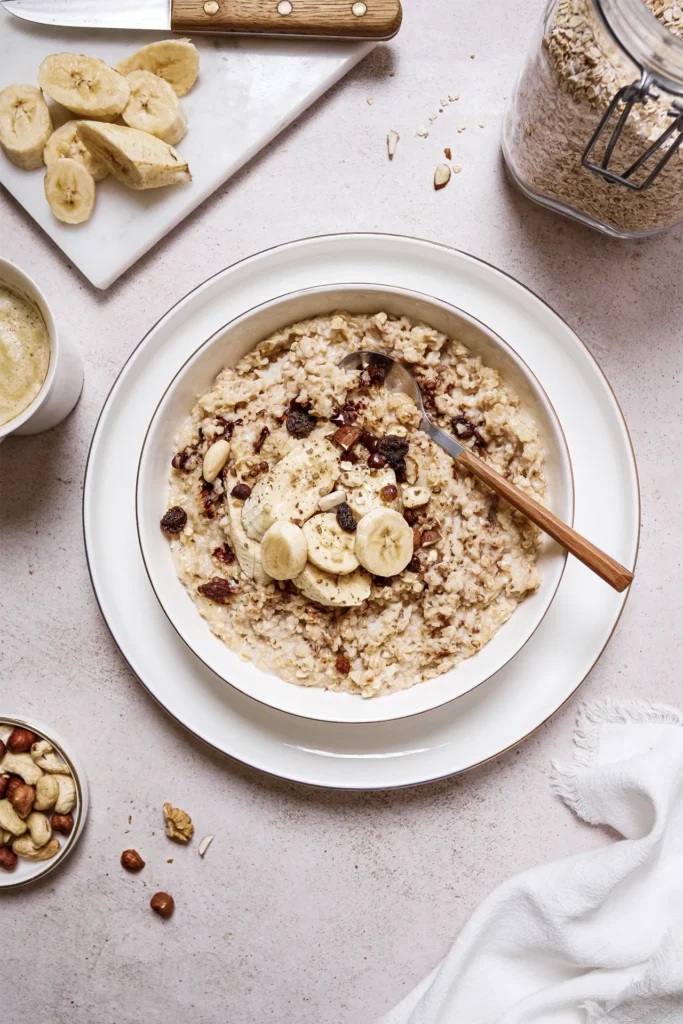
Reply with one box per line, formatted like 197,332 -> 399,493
0,258 -> 83,438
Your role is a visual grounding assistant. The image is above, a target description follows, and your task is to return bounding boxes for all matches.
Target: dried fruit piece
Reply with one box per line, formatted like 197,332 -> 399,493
163,803 -> 194,843
160,506 -> 187,533
434,163 -> 451,190
335,655 -> 351,675
286,404 -> 317,439
378,436 -> 409,478
335,502 -> 357,533
197,577 -> 235,604
387,129 -> 399,159
150,891 -> 175,918
121,848 -> 145,871
253,426 -> 270,453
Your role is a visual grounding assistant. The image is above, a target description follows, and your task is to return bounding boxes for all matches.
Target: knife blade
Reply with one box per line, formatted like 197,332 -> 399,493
2,0 -> 402,39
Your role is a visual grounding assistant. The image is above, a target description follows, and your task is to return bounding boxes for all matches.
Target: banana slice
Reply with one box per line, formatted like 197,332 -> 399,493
303,513 -> 359,576
342,462 -> 399,519
261,521 -> 308,580
293,564 -> 371,608
355,508 -> 413,577
241,437 -> 339,541
115,39 -> 200,97
0,84 -> 53,170
44,157 -> 95,224
122,71 -> 188,146
76,121 -> 191,189
225,494 -> 271,585
38,53 -> 130,121
43,120 -> 109,181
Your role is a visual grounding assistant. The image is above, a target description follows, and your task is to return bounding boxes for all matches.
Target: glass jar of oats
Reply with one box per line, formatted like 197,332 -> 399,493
503,0 -> 683,236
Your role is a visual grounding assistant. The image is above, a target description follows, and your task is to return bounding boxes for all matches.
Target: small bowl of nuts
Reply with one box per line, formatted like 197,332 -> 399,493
0,717 -> 88,888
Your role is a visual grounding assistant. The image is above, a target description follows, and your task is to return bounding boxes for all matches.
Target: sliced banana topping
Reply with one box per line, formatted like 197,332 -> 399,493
225,493 -> 271,585
122,70 -> 188,146
43,119 -> 109,181
76,121 -> 191,189
303,512 -> 359,576
355,508 -> 414,577
241,437 -> 338,541
0,83 -> 53,170
293,564 -> 371,608
343,462 -> 399,519
261,521 -> 308,580
44,157 -> 95,224
38,53 -> 130,120
115,39 -> 200,97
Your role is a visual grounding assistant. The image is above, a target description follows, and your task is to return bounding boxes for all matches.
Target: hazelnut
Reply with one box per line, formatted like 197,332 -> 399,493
230,483 -> 251,500
6,777 -> 23,802
367,452 -> 387,470
121,849 -> 145,872
51,813 -> 74,836
7,728 -> 36,753
379,484 -> 398,503
0,847 -> 17,872
0,776 -> 8,800
10,783 -> 35,819
0,740 -> 4,760
421,529 -> 442,547
412,528 -> 422,549
150,891 -> 174,919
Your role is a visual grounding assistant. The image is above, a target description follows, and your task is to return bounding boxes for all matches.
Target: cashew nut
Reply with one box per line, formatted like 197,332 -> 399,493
30,740 -> 71,775
34,774 -> 59,812
0,829 -> 11,845
0,799 -> 28,837
0,751 -> 43,786
12,835 -> 60,861
26,811 -> 52,849
54,774 -> 76,814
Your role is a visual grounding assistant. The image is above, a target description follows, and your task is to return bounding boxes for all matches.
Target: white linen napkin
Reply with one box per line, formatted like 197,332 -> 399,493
380,700 -> 683,1024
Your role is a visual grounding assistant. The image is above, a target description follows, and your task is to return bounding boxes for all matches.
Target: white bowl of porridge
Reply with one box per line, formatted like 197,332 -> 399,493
137,285 -> 573,724
0,259 -> 82,439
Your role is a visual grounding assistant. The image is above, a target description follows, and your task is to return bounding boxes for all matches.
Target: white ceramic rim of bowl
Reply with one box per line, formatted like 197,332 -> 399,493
0,258 -> 58,438
136,282 -> 574,725
0,715 -> 88,889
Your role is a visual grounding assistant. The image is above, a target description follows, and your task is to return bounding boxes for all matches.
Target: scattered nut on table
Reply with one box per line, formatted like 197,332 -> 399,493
121,848 -> 145,872
163,802 -> 194,843
0,725 -> 76,872
150,891 -> 175,918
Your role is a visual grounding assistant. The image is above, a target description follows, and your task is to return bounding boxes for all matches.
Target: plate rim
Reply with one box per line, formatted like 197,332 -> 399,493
134,279 -> 574,725
82,231 -> 641,789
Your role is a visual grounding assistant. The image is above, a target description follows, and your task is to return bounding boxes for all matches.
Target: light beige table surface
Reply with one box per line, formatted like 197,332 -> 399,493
1,0 -> 680,1020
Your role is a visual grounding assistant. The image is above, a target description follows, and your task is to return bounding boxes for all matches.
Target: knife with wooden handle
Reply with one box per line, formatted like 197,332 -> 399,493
2,0 -> 403,39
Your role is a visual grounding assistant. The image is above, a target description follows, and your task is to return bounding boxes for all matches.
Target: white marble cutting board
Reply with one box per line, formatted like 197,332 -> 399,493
0,11 -> 373,289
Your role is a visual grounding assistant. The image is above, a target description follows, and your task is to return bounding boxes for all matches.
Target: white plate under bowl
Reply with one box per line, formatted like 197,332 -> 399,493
0,716 -> 88,889
83,233 -> 639,789
137,284 -> 573,724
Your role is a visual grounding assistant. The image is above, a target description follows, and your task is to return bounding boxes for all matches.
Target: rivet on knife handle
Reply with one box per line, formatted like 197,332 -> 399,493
171,0 -> 403,38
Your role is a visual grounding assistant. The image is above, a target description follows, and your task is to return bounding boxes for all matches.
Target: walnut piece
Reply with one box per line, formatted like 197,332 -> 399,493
163,803 -> 194,844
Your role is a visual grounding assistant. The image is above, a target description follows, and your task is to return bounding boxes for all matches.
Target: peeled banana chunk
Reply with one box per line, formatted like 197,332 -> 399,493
293,564 -> 371,608
0,83 -> 53,170
44,157 -> 95,224
115,39 -> 200,97
122,70 -> 187,146
76,121 -> 191,190
38,53 -> 130,121
43,119 -> 109,181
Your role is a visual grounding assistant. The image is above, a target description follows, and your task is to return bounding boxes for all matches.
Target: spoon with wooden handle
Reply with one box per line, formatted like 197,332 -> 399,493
339,350 -> 634,593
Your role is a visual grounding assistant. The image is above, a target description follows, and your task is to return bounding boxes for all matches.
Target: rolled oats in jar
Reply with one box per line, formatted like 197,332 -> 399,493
503,0 -> 683,236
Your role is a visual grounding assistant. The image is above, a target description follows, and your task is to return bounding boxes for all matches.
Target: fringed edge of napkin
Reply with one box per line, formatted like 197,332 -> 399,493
551,699 -> 683,825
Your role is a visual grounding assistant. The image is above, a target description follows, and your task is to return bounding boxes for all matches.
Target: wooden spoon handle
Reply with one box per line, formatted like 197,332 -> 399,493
457,449 -> 633,593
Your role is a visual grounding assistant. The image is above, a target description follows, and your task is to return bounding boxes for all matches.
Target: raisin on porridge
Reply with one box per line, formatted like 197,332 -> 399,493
163,312 -> 546,698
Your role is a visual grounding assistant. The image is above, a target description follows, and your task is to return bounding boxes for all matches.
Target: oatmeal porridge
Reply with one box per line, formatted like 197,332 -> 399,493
162,312 -> 547,698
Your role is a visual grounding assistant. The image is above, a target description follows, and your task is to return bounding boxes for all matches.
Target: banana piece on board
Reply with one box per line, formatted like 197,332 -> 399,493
260,521 -> 308,581
293,564 -> 371,608
122,71 -> 187,146
43,119 -> 109,181
225,493 -> 271,586
355,508 -> 413,577
0,84 -> 53,170
303,513 -> 359,576
76,121 -> 191,189
341,462 -> 399,519
241,437 -> 339,542
115,39 -> 200,97
44,157 -> 95,224
38,53 -> 130,120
